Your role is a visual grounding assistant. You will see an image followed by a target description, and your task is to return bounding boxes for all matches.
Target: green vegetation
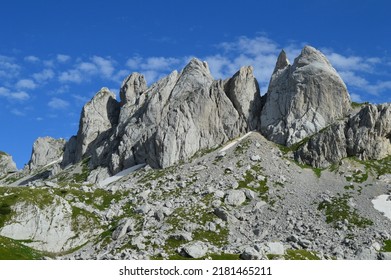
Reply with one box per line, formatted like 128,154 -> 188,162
234,139 -> 251,155
344,185 -> 354,190
0,236 -> 44,260
318,193 -> 373,229
346,169 -> 368,183
381,240 -> 391,252
267,249 -> 320,260
237,165 -> 269,202
55,157 -> 91,185
358,155 -> 391,178
0,187 -> 58,227
138,168 -> 170,184
162,205 -> 229,258
284,249 -> 320,260
277,137 -> 311,155
351,101 -> 369,109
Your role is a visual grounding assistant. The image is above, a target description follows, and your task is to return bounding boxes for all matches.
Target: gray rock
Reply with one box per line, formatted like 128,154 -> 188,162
243,189 -> 256,200
112,218 -> 134,240
214,208 -> 229,221
355,247 -> 378,260
266,242 -> 285,255
379,252 -> 391,260
0,151 -> 17,176
181,241 -> 208,258
299,239 -> 312,248
119,73 -> 147,106
296,103 -> 391,168
68,88 -> 120,166
250,155 -> 261,161
225,190 -> 246,206
261,46 -> 351,146
169,232 -> 193,242
27,137 -> 66,171
240,246 -> 265,260
67,58 -> 262,176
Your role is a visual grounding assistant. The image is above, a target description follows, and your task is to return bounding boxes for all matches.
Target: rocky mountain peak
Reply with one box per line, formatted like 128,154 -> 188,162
0,151 -> 17,176
72,88 -> 120,163
173,58 -> 213,91
293,45 -> 332,69
27,137 -> 66,171
273,49 -> 290,73
119,73 -> 147,106
261,45 -> 351,146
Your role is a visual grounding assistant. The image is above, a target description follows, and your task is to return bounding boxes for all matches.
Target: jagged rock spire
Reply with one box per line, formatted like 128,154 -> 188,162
273,49 -> 290,73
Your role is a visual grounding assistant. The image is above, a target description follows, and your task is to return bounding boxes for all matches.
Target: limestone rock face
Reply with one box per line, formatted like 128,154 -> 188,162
261,46 -> 351,146
0,151 -> 17,176
295,104 -> 391,168
73,88 -> 120,164
27,137 -> 66,171
119,73 -> 147,106
0,198 -> 96,252
106,58 -> 262,172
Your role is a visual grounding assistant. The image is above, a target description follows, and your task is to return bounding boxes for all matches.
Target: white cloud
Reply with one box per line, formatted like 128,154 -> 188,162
32,69 -> 55,83
324,52 -> 379,73
350,93 -> 363,103
59,56 -> 117,83
59,69 -> 83,83
16,79 -> 37,89
141,57 -> 181,71
91,56 -> 115,78
56,54 -> 71,63
48,97 -> 69,109
24,55 -> 40,63
0,87 -> 30,101
10,108 -> 25,116
72,94 -> 89,105
126,56 -> 142,69
11,91 -> 30,101
219,36 -> 278,56
0,55 -> 20,79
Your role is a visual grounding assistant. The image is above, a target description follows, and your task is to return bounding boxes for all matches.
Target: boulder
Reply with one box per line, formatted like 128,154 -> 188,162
181,241 -> 208,258
225,190 -> 246,206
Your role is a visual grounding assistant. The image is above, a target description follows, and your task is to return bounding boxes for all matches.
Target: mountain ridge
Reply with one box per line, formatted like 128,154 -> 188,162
1,45 -> 391,260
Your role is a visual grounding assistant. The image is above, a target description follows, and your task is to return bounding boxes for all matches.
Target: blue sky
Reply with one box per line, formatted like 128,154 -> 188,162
1,0 -> 391,168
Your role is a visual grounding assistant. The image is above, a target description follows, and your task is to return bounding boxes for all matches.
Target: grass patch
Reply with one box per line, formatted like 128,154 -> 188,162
284,249 -> 320,260
234,139 -> 251,156
277,137 -> 311,155
351,102 -> 368,109
267,249 -> 320,260
237,165 -> 269,202
163,205 -> 229,258
382,240 -> 391,252
318,193 -> 373,229
0,236 -> 44,260
358,156 -> 391,178
138,168 -> 169,184
72,157 -> 90,183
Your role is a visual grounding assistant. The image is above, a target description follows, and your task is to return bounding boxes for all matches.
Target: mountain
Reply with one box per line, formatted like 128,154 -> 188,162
0,151 -> 17,177
1,46 -> 391,260
260,46 -> 351,146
